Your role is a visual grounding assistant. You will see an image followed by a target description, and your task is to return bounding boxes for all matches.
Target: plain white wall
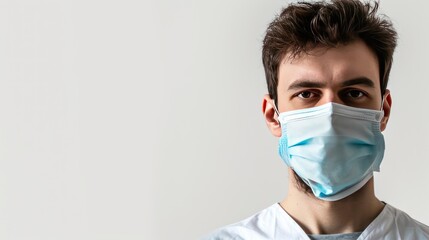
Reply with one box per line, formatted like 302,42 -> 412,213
0,0 -> 428,239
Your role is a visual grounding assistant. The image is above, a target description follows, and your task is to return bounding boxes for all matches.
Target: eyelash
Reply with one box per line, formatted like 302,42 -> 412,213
294,90 -> 320,100
342,89 -> 368,100
293,89 -> 368,101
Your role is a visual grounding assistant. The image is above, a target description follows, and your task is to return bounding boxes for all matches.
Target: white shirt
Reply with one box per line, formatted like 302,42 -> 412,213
203,203 -> 429,240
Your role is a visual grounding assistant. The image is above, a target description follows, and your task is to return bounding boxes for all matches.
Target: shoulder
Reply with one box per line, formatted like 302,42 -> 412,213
382,204 -> 429,237
201,203 -> 300,240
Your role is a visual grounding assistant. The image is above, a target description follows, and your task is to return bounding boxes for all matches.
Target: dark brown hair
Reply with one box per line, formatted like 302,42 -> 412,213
262,0 -> 397,104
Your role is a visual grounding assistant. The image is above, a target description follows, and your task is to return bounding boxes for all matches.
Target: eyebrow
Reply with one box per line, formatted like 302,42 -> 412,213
287,77 -> 375,90
287,80 -> 325,90
341,77 -> 375,88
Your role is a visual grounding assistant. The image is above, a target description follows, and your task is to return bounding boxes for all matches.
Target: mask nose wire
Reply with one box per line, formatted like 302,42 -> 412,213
273,95 -> 385,122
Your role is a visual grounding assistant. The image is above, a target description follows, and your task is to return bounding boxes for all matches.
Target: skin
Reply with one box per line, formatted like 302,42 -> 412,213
262,40 -> 392,234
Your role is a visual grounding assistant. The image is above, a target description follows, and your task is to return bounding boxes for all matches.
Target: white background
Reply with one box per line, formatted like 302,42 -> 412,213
0,0 -> 428,239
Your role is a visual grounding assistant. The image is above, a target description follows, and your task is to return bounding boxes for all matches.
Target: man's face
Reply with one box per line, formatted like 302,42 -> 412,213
263,39 -> 391,138
262,39 -> 392,196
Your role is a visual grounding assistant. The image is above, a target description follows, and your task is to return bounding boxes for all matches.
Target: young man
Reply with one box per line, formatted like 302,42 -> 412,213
204,0 -> 429,239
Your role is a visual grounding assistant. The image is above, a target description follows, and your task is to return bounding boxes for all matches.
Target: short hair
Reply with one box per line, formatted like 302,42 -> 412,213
262,0 -> 397,104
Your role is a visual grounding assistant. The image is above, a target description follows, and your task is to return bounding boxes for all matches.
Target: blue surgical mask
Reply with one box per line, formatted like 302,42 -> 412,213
276,102 -> 385,201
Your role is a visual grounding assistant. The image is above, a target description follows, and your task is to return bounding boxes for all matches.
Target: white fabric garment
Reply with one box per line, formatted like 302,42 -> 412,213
203,203 -> 429,240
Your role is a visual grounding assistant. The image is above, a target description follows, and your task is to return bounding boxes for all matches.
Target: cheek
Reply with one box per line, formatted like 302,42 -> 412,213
276,93 -> 294,112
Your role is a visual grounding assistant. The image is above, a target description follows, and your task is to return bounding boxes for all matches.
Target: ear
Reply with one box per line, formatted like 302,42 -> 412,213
262,94 -> 282,137
380,89 -> 392,132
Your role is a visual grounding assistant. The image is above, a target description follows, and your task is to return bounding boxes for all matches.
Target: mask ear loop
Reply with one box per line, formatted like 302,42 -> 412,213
380,95 -> 385,111
272,100 -> 280,116
272,100 -> 280,124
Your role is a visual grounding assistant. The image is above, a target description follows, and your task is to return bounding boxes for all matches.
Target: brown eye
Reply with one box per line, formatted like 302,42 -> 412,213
347,90 -> 364,98
298,91 -> 314,99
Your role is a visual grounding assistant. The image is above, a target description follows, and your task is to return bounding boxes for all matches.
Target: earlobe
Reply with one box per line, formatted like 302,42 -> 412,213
380,90 -> 392,132
262,94 -> 282,137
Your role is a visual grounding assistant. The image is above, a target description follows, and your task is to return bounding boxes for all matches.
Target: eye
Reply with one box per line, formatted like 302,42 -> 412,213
297,91 -> 316,99
346,89 -> 365,99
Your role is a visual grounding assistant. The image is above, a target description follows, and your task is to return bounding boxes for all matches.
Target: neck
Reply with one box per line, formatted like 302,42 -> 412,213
280,169 -> 385,235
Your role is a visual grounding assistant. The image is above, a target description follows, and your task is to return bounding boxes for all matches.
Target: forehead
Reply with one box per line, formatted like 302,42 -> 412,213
278,40 -> 380,89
